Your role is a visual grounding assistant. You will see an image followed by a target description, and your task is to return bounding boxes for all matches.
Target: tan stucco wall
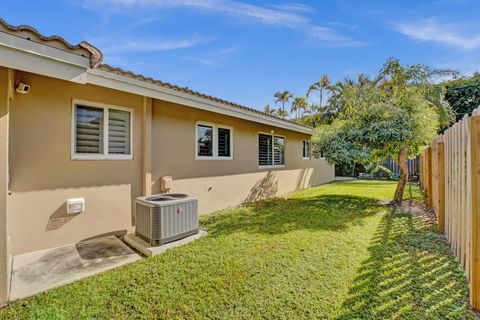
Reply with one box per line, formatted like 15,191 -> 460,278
151,100 -> 334,214
8,72 -> 144,255
7,71 -> 334,256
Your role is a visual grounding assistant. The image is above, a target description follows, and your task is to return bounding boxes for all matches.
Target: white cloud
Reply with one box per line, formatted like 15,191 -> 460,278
90,35 -> 214,54
433,59 -> 480,76
84,0 -> 305,26
80,0 -> 359,45
182,45 -> 242,66
393,18 -> 480,50
128,16 -> 162,28
269,2 -> 315,14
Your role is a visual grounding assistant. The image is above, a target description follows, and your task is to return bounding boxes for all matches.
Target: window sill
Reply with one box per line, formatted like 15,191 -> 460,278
259,165 -> 285,169
72,154 -> 133,160
195,156 -> 233,161
302,157 -> 311,160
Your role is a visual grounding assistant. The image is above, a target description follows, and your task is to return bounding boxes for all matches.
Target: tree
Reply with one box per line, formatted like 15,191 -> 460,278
274,91 -> 293,115
263,104 -> 275,115
312,58 -> 454,205
299,103 -> 321,127
307,74 -> 330,117
443,73 -> 480,121
291,97 -> 307,119
276,109 -> 289,118
323,74 -> 383,125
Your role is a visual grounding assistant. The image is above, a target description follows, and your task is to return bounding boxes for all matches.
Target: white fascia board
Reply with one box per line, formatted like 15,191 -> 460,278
0,32 -> 89,83
87,68 -> 313,135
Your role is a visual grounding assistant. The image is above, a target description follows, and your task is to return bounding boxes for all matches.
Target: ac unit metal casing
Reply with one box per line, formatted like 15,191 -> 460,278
135,194 -> 199,246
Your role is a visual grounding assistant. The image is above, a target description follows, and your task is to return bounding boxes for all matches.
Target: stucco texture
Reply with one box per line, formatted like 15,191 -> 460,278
7,71 -> 334,255
151,100 -> 334,214
8,72 -> 144,255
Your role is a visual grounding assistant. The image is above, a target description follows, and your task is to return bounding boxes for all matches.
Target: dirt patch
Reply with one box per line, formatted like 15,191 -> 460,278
378,199 -> 437,225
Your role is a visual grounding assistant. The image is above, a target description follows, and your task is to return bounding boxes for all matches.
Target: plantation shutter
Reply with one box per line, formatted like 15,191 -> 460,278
303,141 -> 310,158
75,105 -> 104,154
258,134 -> 272,166
273,136 -> 285,166
218,127 -> 231,157
108,109 -> 131,155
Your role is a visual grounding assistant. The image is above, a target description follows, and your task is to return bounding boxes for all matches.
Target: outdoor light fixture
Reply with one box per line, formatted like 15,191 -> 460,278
15,82 -> 30,94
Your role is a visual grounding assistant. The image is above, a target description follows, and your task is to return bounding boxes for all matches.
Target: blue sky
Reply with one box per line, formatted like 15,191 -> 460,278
2,0 -> 480,110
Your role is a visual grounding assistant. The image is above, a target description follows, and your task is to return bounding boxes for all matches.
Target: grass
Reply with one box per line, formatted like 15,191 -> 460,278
0,180 -> 472,319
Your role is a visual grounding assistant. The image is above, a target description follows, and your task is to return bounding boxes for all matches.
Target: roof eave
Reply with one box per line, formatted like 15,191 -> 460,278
0,32 -> 89,83
87,68 -> 313,134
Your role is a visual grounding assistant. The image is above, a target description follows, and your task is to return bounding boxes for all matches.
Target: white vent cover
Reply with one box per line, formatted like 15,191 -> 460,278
67,198 -> 84,214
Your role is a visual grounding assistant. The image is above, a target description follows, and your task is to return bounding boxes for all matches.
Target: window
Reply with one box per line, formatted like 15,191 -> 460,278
303,140 -> 311,159
218,127 -> 231,157
259,134 -> 272,166
196,122 -> 233,160
259,133 -> 285,168
109,109 -> 132,155
274,136 -> 285,166
75,106 -> 104,155
197,124 -> 213,157
72,100 -> 133,160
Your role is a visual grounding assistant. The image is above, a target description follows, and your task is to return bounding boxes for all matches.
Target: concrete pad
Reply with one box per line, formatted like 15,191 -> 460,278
335,176 -> 357,181
9,235 -> 141,300
124,230 -> 207,257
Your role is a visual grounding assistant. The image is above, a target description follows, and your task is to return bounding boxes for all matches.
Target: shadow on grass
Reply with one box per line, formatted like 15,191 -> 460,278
202,194 -> 384,236
337,211 -> 470,319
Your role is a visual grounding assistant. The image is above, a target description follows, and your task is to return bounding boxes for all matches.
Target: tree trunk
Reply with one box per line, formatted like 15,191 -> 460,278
351,162 -> 356,176
319,90 -> 323,122
393,147 -> 408,205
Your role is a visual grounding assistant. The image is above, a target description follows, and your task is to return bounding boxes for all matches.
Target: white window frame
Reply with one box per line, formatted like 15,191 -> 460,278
303,140 -> 311,160
71,99 -> 134,160
258,132 -> 286,169
195,121 -> 233,160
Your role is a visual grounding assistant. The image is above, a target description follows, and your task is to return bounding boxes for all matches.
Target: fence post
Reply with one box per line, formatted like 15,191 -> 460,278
437,138 -> 445,232
469,115 -> 480,310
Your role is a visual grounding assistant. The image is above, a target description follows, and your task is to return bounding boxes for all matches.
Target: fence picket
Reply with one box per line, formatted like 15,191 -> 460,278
419,106 -> 480,310
470,115 -> 480,308
466,115 -> 472,281
460,119 -> 465,264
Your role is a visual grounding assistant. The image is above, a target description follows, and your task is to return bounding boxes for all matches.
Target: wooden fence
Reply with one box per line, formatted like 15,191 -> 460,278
419,106 -> 480,309
383,157 -> 419,177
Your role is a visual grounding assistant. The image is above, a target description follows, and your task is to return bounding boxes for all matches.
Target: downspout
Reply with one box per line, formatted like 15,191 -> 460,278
0,67 -> 13,305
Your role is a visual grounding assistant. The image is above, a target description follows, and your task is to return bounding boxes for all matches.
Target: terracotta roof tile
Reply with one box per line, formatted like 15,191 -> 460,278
96,64 -> 311,129
0,18 -> 102,67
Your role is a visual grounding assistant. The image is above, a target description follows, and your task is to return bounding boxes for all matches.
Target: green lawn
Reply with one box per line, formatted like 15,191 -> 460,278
0,181 -> 472,319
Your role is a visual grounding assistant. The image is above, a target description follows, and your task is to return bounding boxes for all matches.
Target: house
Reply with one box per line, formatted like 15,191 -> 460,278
0,18 -> 334,302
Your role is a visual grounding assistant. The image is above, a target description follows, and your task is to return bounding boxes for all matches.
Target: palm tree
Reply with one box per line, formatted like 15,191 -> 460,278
326,74 -> 383,118
276,109 -> 288,118
291,97 -> 308,119
263,104 -> 275,115
290,99 -> 298,119
274,90 -> 293,114
307,74 -> 330,109
326,80 -> 349,114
